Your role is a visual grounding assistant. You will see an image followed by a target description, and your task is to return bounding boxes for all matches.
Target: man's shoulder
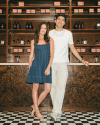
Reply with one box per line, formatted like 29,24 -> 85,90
49,29 -> 55,33
64,29 -> 72,35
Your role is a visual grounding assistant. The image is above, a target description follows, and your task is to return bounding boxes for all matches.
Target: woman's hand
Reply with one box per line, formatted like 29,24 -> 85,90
45,67 -> 50,75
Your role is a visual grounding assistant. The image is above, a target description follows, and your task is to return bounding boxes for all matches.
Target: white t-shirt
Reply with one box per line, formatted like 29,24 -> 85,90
49,29 -> 74,63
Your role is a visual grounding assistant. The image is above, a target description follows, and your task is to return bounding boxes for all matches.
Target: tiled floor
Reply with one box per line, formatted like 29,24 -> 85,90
0,111 -> 100,125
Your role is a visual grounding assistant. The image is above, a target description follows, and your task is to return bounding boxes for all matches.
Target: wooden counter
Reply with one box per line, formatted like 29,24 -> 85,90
0,63 -> 100,111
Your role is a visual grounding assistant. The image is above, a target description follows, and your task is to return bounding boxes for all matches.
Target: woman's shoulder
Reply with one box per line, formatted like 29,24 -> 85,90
49,38 -> 54,44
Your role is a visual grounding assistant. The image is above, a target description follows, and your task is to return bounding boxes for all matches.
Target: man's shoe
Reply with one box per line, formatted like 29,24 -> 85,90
48,113 -> 58,121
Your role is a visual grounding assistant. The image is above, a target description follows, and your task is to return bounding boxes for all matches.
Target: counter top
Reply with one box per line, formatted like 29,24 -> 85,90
0,63 -> 100,65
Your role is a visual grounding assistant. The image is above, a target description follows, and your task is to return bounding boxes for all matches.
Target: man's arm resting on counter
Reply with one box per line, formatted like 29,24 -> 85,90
68,44 -> 89,66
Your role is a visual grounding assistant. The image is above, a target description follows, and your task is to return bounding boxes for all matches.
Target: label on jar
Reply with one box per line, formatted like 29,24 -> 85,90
98,1 -> 100,5
97,48 -> 100,52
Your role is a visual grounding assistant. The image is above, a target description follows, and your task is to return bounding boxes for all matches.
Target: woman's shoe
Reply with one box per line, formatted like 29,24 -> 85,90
31,105 -> 35,117
35,108 -> 44,119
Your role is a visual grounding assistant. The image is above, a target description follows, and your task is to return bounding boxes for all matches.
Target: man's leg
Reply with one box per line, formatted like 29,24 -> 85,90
50,63 -> 57,105
52,63 -> 68,114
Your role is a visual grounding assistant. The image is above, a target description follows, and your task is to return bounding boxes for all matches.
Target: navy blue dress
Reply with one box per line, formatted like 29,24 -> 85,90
26,41 -> 52,84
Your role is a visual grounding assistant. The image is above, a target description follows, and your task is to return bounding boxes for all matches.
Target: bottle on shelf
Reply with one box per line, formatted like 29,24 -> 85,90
81,39 -> 84,44
13,40 -> 15,44
94,56 -> 99,63
74,21 -> 78,29
0,22 -> 6,29
26,21 -> 29,29
21,38 -> 24,44
83,39 -> 87,44
78,21 -> 81,29
29,22 -> 33,29
13,21 -> 17,29
47,22 -> 50,29
17,22 -> 21,29
15,55 -> 20,62
96,40 -> 99,44
16,39 -> 19,44
27,40 -> 30,44
77,40 -> 80,44
81,21 -> 84,29
1,38 -> 4,44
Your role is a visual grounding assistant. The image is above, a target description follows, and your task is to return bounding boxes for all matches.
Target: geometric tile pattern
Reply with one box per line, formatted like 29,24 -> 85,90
0,111 -> 100,125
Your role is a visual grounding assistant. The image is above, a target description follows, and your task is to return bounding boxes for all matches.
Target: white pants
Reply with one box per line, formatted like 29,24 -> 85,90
50,63 -> 68,114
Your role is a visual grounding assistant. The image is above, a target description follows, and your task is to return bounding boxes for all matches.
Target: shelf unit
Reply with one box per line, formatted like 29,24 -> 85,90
0,0 -> 100,63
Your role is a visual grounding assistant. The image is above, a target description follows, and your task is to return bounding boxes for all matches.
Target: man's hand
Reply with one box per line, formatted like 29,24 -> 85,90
82,61 -> 89,67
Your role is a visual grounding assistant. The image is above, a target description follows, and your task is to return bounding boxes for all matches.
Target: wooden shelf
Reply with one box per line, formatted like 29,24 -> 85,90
72,6 -> 100,7
75,44 -> 100,47
8,6 -> 69,8
9,44 -> 31,47
72,29 -> 100,31
8,14 -> 70,16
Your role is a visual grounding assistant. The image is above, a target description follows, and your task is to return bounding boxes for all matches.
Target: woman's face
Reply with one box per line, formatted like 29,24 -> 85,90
40,24 -> 47,35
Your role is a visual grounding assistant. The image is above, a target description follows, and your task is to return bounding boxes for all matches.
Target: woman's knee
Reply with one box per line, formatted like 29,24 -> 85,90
33,83 -> 39,91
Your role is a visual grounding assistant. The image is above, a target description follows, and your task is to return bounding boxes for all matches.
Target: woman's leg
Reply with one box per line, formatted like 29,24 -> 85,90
38,83 -> 51,106
32,83 -> 44,118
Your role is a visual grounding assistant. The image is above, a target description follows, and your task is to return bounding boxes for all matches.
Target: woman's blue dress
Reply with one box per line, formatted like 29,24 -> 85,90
26,41 -> 52,84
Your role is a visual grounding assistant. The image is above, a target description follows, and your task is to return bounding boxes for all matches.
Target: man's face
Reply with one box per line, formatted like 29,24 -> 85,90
55,16 -> 65,28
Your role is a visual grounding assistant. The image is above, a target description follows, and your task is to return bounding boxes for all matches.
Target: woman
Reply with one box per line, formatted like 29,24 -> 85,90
26,22 -> 54,119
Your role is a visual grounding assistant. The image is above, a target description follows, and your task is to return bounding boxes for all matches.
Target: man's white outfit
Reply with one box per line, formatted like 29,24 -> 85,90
49,29 -> 74,115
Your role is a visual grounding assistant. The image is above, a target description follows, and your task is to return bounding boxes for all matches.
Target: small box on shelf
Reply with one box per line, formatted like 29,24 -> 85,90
77,1 -> 84,6
46,9 -> 50,14
26,9 -> 31,14
17,9 -> 22,14
12,9 -> 17,14
0,9 -> 2,14
90,48 -> 97,52
61,9 -> 65,13
97,0 -> 100,6
89,8 -> 94,14
97,48 -> 100,52
56,9 -> 60,13
81,48 -> 85,52
31,9 -> 36,14
76,48 -> 81,52
79,9 -> 83,14
97,8 -> 100,14
54,2 -> 60,6
27,48 -> 31,53
18,1 -> 24,6
74,9 -> 78,14
41,9 -> 46,13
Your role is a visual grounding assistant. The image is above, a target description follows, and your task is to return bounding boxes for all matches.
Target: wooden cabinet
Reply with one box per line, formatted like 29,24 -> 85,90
0,0 -> 100,63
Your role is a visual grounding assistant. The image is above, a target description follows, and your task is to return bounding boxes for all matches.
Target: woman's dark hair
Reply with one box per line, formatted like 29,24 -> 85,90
34,22 -> 49,44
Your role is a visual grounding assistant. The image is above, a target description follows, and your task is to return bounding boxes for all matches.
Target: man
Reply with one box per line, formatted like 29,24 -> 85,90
49,13 -> 89,121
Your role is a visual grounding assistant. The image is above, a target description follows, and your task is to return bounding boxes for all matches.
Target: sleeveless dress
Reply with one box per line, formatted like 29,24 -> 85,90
26,41 -> 52,84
